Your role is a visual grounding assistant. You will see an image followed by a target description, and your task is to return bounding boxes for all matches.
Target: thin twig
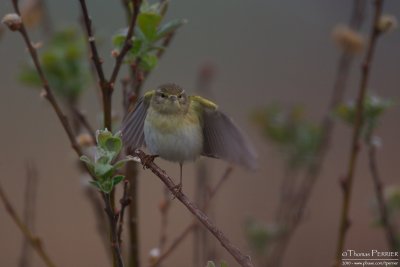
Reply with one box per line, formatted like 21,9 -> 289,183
118,180 -> 131,247
11,1 -> 83,158
84,186 -> 112,260
103,194 -> 125,267
194,63 -> 217,266
0,183 -> 56,267
78,0 -> 111,130
264,1 -> 367,266
19,161 -> 39,267
71,107 -> 96,141
135,149 -> 252,266
150,166 -> 233,267
334,1 -> 384,266
77,0 -> 107,85
367,141 -> 398,251
126,161 -> 140,267
158,187 -> 171,253
109,0 -> 141,87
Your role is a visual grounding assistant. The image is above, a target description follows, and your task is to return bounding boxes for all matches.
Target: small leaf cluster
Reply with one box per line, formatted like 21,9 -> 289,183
19,28 -> 90,102
80,129 -> 133,193
253,105 -> 322,169
335,95 -> 394,140
112,0 -> 186,72
206,261 -> 228,267
244,220 -> 281,256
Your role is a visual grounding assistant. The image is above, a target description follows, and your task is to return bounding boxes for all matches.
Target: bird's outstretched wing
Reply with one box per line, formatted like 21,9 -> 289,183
191,96 -> 258,170
121,93 -> 152,152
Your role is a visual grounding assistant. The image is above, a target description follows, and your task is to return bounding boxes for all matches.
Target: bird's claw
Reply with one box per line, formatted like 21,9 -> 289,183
141,154 -> 159,169
171,183 -> 182,199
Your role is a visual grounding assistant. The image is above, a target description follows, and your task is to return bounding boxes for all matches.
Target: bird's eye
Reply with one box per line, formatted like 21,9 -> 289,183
178,94 -> 183,99
160,93 -> 167,98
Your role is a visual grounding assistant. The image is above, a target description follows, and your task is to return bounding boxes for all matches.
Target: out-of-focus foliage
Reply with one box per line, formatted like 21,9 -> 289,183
206,260 -> 228,267
21,0 -> 44,29
253,105 -> 322,169
19,28 -> 90,102
370,185 -> 400,249
112,0 -> 186,72
80,129 -> 133,193
335,95 -> 394,139
244,220 -> 281,256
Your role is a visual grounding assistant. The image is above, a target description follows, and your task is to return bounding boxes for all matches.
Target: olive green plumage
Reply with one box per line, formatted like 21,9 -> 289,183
122,83 -> 258,174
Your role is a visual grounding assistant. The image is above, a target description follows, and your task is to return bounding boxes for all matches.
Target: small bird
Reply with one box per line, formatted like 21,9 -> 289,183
122,83 -> 257,190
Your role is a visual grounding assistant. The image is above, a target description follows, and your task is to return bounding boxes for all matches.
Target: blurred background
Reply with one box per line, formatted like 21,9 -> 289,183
0,0 -> 399,266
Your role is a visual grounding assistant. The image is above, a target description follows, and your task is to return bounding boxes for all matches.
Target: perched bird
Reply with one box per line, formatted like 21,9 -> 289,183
122,83 -> 257,190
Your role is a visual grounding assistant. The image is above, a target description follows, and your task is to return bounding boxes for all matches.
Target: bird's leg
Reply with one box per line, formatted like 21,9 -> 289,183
141,154 -> 159,169
172,162 -> 183,194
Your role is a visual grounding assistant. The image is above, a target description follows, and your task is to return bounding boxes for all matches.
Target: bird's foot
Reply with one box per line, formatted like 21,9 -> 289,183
171,183 -> 183,199
141,154 -> 159,169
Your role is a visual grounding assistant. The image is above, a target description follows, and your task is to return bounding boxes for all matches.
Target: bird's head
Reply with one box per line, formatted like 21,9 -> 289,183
150,83 -> 190,114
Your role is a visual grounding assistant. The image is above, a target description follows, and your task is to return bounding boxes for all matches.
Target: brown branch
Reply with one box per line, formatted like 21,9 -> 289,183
83,186 -> 112,260
9,3 -> 83,158
158,187 -> 172,253
71,107 -> 96,141
78,0 -> 112,130
118,180 -> 131,247
367,139 -> 398,252
135,149 -> 252,266
109,0 -> 141,87
8,3 -> 128,266
19,161 -> 39,267
77,0 -> 107,85
334,1 -> 384,266
150,166 -> 233,267
0,183 -> 56,267
103,194 -> 125,267
125,160 -> 140,267
264,1 -> 367,266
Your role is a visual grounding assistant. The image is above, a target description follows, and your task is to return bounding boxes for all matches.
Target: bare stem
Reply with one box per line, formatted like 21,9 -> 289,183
118,180 -> 131,247
367,140 -> 398,252
19,161 -> 39,267
158,187 -> 171,253
109,0 -> 142,86
334,1 -> 384,265
150,166 -> 233,267
0,183 -> 57,267
264,1 -> 367,266
135,149 -> 252,266
78,0 -> 111,130
11,1 -> 83,158
71,107 -> 96,141
103,194 -> 125,267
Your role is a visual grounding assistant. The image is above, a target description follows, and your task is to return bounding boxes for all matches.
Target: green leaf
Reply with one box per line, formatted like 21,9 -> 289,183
156,18 -> 187,41
139,53 -> 158,71
206,262 -> 216,267
89,180 -> 101,190
96,129 -> 113,147
112,34 -> 128,48
138,12 -> 162,41
80,155 -> 95,175
19,67 -> 41,87
105,137 -> 123,156
112,175 -> 125,186
114,156 -> 135,169
94,163 -> 114,179
100,179 -> 113,193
